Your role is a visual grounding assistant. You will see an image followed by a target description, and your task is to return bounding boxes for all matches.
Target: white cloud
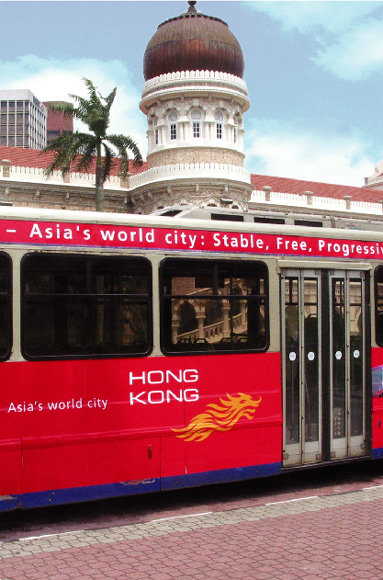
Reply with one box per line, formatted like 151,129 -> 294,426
0,55 -> 148,154
244,118 -> 374,186
244,1 -> 383,81
244,1 -> 380,35
314,18 -> 383,80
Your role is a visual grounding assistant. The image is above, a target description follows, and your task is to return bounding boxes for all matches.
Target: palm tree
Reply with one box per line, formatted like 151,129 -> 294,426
42,78 -> 143,211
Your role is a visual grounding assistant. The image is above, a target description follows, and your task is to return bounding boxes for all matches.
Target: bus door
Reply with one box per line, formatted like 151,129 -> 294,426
281,268 -> 368,467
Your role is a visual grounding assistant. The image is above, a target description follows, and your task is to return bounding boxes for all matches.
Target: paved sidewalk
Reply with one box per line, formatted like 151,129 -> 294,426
1,484 -> 383,580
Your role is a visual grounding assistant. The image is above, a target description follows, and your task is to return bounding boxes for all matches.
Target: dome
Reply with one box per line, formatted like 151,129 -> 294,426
143,1 -> 245,81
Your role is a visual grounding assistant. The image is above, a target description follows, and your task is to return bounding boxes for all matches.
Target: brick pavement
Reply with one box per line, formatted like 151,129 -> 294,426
1,485 -> 383,580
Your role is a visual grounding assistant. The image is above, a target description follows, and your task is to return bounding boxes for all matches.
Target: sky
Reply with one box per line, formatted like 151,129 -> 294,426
1,0 -> 383,187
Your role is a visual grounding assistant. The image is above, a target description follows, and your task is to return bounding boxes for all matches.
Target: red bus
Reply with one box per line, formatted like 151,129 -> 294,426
1,206 -> 382,511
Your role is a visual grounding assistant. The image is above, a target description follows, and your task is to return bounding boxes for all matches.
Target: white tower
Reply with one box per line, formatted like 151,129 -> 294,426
129,1 -> 252,214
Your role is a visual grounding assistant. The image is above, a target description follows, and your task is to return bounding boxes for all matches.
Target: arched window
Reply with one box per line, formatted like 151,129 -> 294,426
215,111 -> 224,140
233,116 -> 238,144
191,109 -> 202,138
233,114 -> 242,144
154,117 -> 159,145
168,111 -> 178,141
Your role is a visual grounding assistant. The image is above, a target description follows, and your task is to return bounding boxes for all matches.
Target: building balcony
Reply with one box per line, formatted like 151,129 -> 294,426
129,162 -> 251,189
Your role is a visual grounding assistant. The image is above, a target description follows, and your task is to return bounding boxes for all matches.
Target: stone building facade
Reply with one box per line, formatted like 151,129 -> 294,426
1,1 -> 383,218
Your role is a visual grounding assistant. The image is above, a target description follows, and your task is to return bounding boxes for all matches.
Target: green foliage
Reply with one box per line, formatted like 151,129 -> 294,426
42,78 -> 143,211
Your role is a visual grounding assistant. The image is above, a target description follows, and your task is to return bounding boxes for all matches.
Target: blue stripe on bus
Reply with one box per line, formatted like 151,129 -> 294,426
161,462 -> 281,490
0,462 -> 282,511
372,448 -> 383,460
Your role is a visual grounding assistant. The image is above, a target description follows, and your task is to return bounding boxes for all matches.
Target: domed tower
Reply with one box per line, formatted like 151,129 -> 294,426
129,1 -> 252,213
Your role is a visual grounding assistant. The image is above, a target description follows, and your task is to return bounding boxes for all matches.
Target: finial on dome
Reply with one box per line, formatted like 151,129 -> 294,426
188,1 -> 197,13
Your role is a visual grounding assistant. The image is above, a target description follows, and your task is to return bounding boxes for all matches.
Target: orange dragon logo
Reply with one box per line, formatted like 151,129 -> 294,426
172,393 -> 262,442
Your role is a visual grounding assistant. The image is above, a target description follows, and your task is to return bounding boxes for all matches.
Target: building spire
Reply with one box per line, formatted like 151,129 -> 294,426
188,1 -> 197,14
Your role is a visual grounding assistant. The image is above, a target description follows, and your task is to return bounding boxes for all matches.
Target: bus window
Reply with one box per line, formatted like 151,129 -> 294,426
21,254 -> 151,359
161,259 -> 268,353
0,253 -> 12,361
375,266 -> 383,346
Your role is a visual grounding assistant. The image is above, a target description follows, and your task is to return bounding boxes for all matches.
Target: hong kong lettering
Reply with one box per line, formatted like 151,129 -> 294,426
129,389 -> 199,406
129,368 -> 199,406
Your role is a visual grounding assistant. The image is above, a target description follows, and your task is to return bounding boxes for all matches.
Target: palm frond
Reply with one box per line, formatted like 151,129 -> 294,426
107,134 -> 143,175
100,143 -> 115,183
46,102 -> 74,118
75,136 -> 98,172
42,132 -> 96,176
104,87 -> 117,113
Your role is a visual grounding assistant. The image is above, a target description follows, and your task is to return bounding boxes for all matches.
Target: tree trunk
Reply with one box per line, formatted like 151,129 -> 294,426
95,165 -> 104,212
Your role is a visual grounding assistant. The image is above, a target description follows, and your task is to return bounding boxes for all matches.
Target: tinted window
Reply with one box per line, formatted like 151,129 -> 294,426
294,220 -> 323,228
0,253 -> 12,360
211,214 -> 244,222
253,217 -> 285,225
22,254 -> 151,359
161,259 -> 268,354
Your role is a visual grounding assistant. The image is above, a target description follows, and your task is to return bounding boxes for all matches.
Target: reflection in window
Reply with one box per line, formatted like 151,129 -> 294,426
161,259 -> 268,353
350,279 -> 364,436
22,254 -> 151,358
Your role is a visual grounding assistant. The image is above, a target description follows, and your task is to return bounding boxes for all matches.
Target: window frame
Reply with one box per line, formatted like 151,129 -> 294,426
21,253 -> 152,361
375,266 -> 383,346
190,109 -> 203,139
214,111 -> 224,140
170,123 -> 177,141
0,252 -> 12,362
160,258 -> 269,356
192,121 -> 200,138
168,111 -> 178,141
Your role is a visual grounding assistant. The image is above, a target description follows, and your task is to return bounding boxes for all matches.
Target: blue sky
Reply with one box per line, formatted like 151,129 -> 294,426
1,1 -> 383,186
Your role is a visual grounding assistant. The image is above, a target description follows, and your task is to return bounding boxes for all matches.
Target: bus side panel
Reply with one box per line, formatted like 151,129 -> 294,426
2,359 -> 165,495
86,435 -> 162,488
0,353 -> 282,500
22,441 -> 87,494
0,369 -> 23,498
0,440 -> 22,499
183,353 -> 281,477
372,348 -> 383,458
160,352 -> 282,481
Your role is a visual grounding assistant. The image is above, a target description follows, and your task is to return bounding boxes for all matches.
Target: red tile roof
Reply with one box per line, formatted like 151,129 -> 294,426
0,146 -> 147,175
1,147 -> 382,202
251,173 -> 382,203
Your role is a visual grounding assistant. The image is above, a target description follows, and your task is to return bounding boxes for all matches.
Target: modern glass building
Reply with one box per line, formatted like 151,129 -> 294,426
0,89 -> 47,149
